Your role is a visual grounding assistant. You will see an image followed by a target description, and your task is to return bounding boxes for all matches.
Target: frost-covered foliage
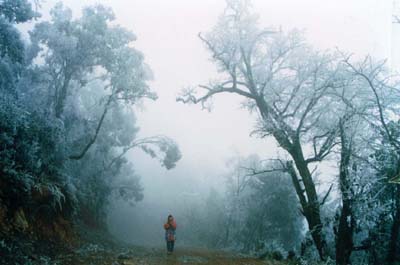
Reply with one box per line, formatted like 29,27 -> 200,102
28,3 -> 156,120
349,120 -> 400,265
0,0 -> 37,95
0,98 -> 68,217
222,155 -> 303,254
0,0 -> 68,223
0,1 -> 181,250
178,155 -> 303,255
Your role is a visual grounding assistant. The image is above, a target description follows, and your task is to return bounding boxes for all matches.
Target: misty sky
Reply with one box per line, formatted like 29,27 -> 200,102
31,0 -> 396,244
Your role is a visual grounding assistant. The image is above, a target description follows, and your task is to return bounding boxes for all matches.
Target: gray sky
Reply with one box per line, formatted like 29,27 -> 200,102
34,0 -> 395,243
98,0 -> 392,194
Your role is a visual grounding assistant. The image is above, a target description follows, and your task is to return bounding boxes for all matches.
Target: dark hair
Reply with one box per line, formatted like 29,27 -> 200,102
167,215 -> 173,222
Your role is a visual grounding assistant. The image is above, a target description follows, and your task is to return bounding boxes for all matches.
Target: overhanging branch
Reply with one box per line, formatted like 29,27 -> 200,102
69,94 -> 113,160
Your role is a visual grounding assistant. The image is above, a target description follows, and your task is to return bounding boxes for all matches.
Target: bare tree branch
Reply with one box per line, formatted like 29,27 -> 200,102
320,184 -> 333,205
69,94 -> 114,160
343,57 -> 400,150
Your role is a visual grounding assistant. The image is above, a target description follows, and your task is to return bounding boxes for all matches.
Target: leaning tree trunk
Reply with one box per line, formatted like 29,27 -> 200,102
255,98 -> 329,261
294,160 -> 328,260
286,145 -> 328,261
336,121 -> 355,265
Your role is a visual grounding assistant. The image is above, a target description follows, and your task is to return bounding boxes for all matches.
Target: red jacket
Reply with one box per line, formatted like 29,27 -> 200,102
164,220 -> 177,230
164,220 -> 177,241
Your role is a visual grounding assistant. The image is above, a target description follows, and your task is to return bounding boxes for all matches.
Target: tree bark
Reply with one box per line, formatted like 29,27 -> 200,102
292,146 -> 328,260
286,147 -> 328,261
336,121 -> 355,265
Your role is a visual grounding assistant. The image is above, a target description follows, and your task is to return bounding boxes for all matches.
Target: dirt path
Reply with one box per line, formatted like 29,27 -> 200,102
121,248 -> 284,265
55,245 -> 289,265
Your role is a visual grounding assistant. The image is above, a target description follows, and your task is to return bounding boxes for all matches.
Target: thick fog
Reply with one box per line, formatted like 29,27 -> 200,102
27,0 -> 395,248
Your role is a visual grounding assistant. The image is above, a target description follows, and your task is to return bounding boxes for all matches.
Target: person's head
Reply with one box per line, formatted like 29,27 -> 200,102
167,214 -> 173,222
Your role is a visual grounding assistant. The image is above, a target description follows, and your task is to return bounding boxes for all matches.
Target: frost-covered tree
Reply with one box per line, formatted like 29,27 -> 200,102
0,0 -> 38,95
0,0 -> 73,238
29,3 -> 155,117
177,1 -> 352,259
28,3 -> 159,160
0,1 -> 181,245
338,56 -> 400,264
21,3 -> 181,226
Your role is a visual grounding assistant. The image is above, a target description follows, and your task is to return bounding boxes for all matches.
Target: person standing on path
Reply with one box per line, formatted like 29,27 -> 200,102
164,214 -> 177,254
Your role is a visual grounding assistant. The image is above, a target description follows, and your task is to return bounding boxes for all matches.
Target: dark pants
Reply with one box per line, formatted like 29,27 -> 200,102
167,240 -> 175,252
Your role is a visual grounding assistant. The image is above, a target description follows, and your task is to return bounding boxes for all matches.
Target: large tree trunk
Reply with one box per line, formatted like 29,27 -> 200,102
55,73 -> 72,118
286,150 -> 328,261
255,98 -> 329,261
336,121 -> 355,265
292,146 -> 328,260
387,187 -> 400,264
336,199 -> 354,265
